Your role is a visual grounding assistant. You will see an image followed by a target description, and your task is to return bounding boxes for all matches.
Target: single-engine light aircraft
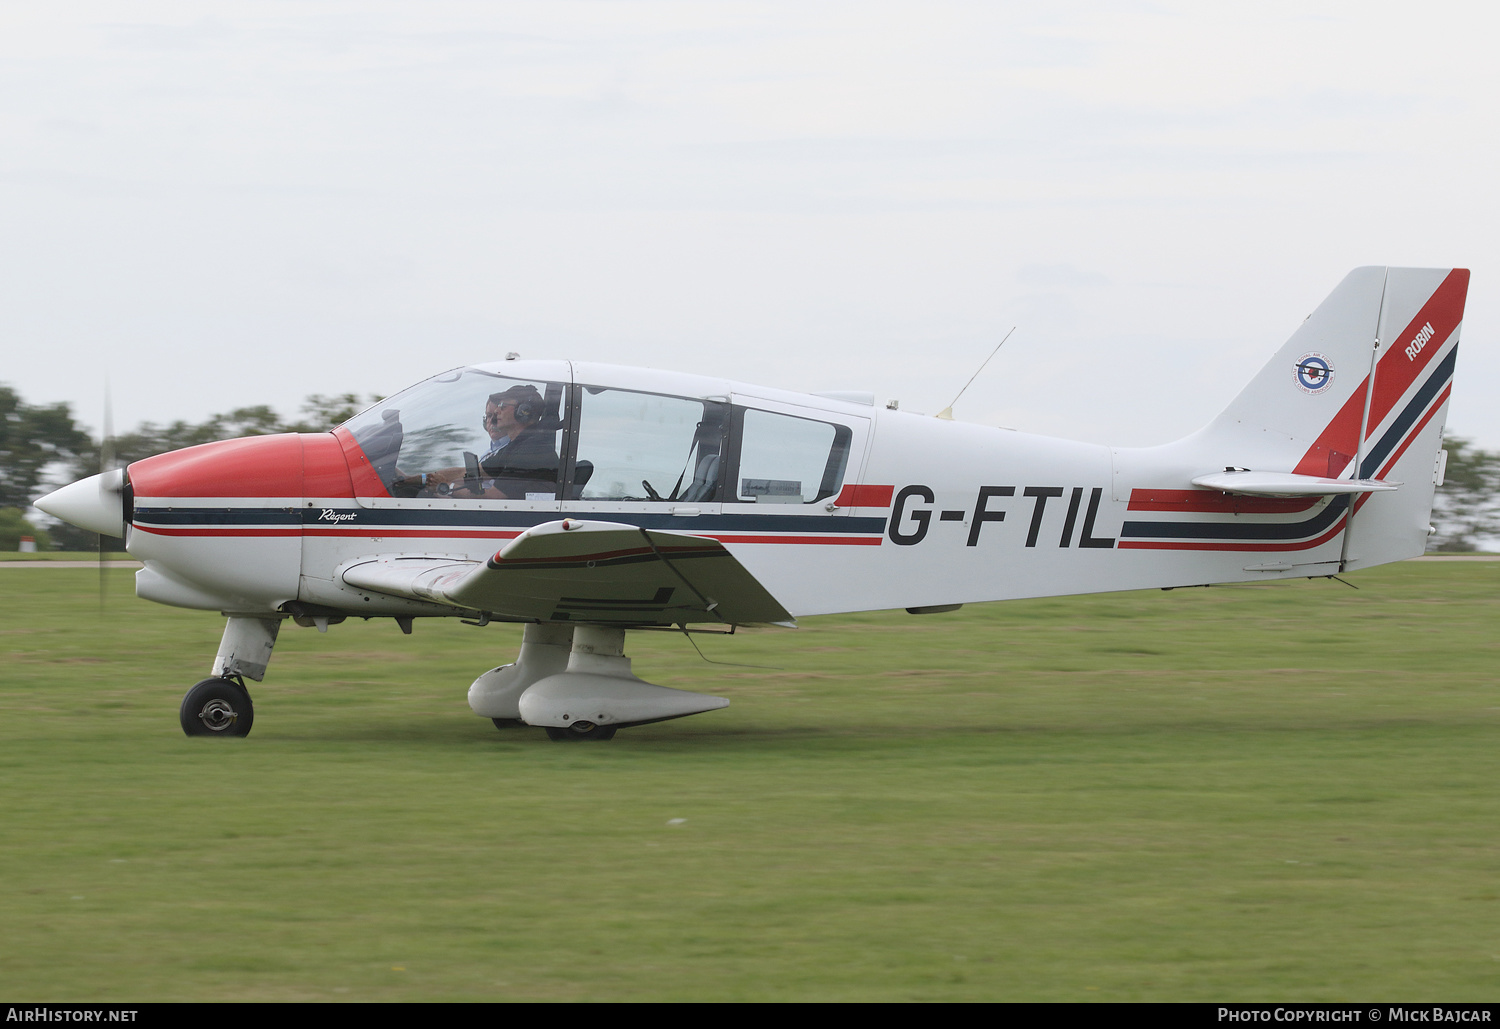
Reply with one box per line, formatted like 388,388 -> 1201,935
37,267 -> 1470,741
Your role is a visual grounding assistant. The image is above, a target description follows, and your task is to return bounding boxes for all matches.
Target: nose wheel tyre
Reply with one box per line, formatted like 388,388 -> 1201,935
544,721 -> 617,742
180,677 -> 254,737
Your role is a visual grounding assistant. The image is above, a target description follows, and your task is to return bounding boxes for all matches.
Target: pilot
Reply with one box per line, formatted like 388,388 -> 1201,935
402,385 -> 560,500
476,384 -> 560,492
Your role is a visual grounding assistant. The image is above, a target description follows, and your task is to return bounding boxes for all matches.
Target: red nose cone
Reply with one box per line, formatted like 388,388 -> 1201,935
127,433 -> 353,500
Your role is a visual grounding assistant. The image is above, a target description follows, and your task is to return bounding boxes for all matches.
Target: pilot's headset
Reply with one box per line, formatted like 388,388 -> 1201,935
494,387 -> 543,426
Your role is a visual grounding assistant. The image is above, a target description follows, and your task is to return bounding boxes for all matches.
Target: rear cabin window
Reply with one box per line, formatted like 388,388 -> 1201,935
734,408 -> 851,504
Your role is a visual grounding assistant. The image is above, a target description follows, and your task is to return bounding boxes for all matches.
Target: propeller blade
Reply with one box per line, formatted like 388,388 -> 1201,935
98,524 -> 106,616
99,379 -> 115,614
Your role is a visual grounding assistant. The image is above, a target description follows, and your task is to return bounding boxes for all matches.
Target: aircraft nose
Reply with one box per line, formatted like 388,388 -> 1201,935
34,468 -> 128,538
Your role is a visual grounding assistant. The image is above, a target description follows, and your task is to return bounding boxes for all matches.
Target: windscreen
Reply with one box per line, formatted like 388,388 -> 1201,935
341,368 -> 565,499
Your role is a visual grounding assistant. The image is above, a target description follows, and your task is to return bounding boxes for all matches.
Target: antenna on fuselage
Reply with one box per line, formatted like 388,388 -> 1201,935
936,326 -> 1016,421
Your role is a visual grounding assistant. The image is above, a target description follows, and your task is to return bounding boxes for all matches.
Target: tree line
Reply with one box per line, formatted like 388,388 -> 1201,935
2,383 -> 1497,551
1428,437 -> 1500,551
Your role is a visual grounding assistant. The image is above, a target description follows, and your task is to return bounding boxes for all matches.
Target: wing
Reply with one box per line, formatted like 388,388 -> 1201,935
340,518 -> 794,627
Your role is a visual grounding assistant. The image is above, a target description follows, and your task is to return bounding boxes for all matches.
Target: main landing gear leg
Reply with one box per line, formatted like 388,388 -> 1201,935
180,616 -> 283,738
468,623 -> 575,728
517,626 -> 730,742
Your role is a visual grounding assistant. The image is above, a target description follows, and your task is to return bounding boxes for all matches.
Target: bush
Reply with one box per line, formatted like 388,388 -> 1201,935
0,507 -> 52,552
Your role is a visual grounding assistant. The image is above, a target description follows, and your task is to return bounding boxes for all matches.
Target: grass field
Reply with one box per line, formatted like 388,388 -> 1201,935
2,563 -> 1498,1002
1,551 -> 134,562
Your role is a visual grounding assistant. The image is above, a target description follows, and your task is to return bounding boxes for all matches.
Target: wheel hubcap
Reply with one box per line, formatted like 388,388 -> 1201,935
198,699 -> 238,732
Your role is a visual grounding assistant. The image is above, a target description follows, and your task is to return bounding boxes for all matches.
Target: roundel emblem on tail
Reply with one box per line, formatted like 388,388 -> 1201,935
1295,352 -> 1335,394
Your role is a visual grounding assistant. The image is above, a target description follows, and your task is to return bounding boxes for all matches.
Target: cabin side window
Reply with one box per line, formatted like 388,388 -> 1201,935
572,386 -> 729,502
733,408 -> 852,504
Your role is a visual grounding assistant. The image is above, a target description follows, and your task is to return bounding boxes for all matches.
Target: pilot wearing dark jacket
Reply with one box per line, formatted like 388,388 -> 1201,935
475,385 -> 560,497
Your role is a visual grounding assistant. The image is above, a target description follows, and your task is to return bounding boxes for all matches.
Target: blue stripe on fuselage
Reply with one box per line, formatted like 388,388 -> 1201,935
131,505 -> 889,535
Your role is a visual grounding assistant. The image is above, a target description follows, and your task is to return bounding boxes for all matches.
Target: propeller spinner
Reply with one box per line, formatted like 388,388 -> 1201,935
34,467 -> 129,538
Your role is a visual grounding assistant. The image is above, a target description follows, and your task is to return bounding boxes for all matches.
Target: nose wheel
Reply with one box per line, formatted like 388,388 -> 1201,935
180,677 -> 255,737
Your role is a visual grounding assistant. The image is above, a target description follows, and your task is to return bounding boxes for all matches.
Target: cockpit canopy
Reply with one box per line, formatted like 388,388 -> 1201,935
340,365 -> 855,505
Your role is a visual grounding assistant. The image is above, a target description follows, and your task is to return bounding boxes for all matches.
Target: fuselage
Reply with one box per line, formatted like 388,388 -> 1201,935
115,352 -> 1450,624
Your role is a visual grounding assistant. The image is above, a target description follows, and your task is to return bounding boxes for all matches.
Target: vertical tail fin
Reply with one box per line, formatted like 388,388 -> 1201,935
1200,266 -> 1469,567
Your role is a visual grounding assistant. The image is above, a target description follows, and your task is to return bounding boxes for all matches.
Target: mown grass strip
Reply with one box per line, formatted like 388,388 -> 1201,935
1,563 -> 1496,1000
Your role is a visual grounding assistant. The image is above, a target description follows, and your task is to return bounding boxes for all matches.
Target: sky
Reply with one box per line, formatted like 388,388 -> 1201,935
4,1 -> 1499,452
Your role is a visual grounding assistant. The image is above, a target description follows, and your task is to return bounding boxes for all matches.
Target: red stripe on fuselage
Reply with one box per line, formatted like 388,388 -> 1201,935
832,484 -> 894,508
1126,489 -> 1318,514
1117,518 -> 1347,553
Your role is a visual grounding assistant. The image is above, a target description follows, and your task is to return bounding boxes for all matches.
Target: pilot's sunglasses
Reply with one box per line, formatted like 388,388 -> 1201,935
483,402 -> 517,426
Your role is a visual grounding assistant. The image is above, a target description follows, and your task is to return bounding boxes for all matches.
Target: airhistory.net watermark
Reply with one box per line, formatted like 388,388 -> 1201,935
5,1010 -> 137,1023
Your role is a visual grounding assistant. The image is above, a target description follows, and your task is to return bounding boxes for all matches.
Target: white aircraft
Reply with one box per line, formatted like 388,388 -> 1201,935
37,266 -> 1469,741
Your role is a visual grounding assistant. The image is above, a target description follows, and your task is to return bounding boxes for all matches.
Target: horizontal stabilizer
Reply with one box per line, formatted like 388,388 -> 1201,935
1190,470 -> 1400,497
342,519 -> 794,626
